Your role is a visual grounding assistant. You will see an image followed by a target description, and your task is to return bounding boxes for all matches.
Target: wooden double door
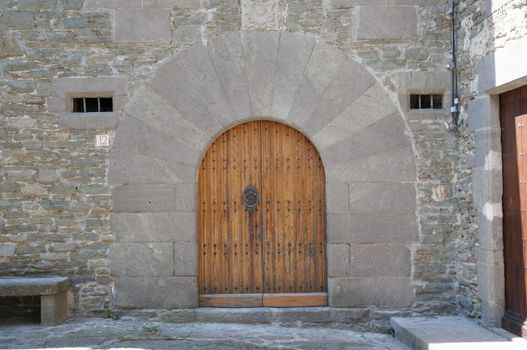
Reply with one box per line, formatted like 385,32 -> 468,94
198,121 -> 327,307
501,85 -> 527,336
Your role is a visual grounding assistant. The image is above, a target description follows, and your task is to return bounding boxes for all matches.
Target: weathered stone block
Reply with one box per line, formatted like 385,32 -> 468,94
174,242 -> 197,276
176,183 -> 196,212
59,113 -> 119,130
207,32 -> 252,120
143,0 -> 202,8
0,277 -> 69,297
328,244 -> 350,277
329,277 -> 414,308
476,211 -> 503,252
305,59 -> 375,135
41,291 -> 69,326
115,277 -> 198,308
327,213 -> 418,244
241,0 -> 279,30
0,244 -> 16,257
84,0 -> 141,8
288,41 -> 346,128
240,31 -> 280,117
472,167 -> 502,208
349,182 -> 416,214
109,149 -> 195,185
326,146 -> 416,183
51,76 -> 127,96
323,0 -> 384,8
125,86 -> 209,151
321,113 -> 411,168
355,6 -> 417,40
0,36 -> 23,58
112,184 -> 177,213
110,243 -> 173,277
467,95 -> 500,132
312,83 -> 398,150
0,11 -> 34,29
149,43 -> 232,135
113,117 -> 200,167
326,182 -> 349,214
114,9 -> 172,44
9,80 -> 35,93
473,129 -> 502,169
113,212 -> 195,243
349,244 -> 411,277
271,31 -> 317,119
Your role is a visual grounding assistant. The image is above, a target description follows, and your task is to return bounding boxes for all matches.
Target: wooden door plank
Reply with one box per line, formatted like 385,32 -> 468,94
261,121 -> 327,294
199,294 -> 263,308
199,120 -> 327,304
262,293 -> 328,307
198,122 -> 264,299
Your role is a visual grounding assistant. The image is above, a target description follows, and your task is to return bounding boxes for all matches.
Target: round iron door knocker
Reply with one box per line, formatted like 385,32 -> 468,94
243,186 -> 258,211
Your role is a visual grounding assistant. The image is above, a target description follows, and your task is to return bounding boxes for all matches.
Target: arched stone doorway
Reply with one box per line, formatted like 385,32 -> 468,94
109,31 -> 417,309
198,120 -> 327,307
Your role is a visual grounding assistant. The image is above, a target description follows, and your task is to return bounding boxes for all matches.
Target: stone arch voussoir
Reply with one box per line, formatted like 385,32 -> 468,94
109,31 -> 418,309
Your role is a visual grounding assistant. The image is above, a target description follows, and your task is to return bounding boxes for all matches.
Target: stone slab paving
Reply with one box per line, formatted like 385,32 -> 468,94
391,316 -> 527,350
0,316 -> 409,349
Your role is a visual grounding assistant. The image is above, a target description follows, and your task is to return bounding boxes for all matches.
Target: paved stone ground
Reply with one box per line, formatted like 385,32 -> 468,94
0,317 -> 408,349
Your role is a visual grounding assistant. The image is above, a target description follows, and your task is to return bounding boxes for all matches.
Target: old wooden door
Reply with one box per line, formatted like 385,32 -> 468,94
501,85 -> 527,336
198,121 -> 327,307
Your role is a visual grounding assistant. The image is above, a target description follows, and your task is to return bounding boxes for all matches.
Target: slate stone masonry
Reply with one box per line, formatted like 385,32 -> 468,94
0,0 -> 485,322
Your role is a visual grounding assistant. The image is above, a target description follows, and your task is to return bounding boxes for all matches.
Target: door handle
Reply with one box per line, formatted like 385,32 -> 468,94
243,186 -> 258,212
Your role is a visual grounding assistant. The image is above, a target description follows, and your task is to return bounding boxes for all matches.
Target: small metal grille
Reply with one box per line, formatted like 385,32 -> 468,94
73,97 -> 113,113
410,94 -> 443,110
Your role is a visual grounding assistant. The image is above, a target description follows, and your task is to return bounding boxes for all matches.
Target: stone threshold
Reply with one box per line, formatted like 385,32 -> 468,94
391,316 -> 527,350
113,307 -> 413,332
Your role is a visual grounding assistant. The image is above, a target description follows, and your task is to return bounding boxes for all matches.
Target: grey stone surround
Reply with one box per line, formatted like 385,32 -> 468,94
108,31 -> 419,309
468,34 -> 527,326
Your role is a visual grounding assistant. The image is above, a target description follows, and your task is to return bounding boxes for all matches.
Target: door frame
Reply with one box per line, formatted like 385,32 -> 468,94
196,120 -> 328,308
469,83 -> 527,327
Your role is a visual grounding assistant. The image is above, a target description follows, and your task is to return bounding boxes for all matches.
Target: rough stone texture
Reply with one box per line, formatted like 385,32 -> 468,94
112,212 -> 195,243
241,0 -> 280,30
0,276 -> 69,296
41,291 -> 69,326
458,0 -> 527,325
115,276 -> 198,308
0,277 -> 70,325
112,184 -> 178,213
114,9 -> 172,44
0,318 -> 408,349
111,31 -> 418,309
109,243 -> 174,277
0,0 -> 479,321
329,277 -> 414,308
355,6 -> 418,40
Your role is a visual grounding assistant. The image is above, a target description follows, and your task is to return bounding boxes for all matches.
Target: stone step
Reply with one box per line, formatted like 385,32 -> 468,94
391,316 -> 527,350
119,307 -> 394,330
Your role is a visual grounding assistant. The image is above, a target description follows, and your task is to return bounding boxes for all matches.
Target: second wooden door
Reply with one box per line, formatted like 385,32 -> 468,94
501,85 -> 527,336
198,121 -> 327,307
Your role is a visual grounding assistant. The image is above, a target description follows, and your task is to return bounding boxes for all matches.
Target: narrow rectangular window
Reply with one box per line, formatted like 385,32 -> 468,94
72,97 -> 113,113
410,94 -> 443,110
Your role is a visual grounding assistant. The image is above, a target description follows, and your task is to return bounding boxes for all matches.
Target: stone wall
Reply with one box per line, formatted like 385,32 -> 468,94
457,0 -> 527,325
0,0 -> 476,317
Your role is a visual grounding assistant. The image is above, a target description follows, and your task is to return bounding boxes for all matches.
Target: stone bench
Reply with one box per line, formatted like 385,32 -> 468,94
0,276 -> 69,325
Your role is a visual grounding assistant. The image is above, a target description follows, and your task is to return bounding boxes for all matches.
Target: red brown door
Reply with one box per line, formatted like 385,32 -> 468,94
198,121 -> 327,307
501,85 -> 527,336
